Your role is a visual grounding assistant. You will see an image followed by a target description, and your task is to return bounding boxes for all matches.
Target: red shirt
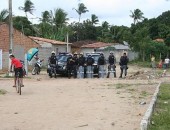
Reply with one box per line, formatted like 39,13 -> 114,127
11,58 -> 22,68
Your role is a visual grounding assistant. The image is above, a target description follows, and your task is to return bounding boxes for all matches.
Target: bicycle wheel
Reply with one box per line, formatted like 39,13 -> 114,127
19,83 -> 21,95
16,78 -> 19,93
32,67 -> 36,75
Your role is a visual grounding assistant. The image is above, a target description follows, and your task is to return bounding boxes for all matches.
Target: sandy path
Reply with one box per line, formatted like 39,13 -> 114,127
0,66 -> 161,130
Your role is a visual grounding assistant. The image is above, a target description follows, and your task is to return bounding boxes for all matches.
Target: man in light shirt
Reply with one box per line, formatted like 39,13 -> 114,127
164,57 -> 170,69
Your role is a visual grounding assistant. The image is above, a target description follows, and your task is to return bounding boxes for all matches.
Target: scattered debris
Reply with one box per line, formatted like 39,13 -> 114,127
76,124 -> 88,128
14,112 -> 18,114
126,70 -> 161,80
111,122 -> 115,126
139,101 -> 146,105
164,101 -> 168,104
37,78 -> 42,81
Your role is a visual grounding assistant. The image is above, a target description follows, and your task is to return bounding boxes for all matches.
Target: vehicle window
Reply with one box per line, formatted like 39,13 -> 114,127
58,55 -> 68,62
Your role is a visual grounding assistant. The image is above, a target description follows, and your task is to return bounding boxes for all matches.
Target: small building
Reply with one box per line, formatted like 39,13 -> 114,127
81,42 -> 111,54
29,36 -> 72,66
0,23 -> 39,69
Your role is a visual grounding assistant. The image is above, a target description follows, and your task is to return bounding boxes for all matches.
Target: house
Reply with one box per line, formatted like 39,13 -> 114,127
71,40 -> 96,53
81,42 -> 111,54
29,36 -> 72,65
0,23 -> 39,69
96,42 -> 138,61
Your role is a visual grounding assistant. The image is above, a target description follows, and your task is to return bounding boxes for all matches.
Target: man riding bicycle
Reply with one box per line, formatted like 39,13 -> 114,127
9,54 -> 24,87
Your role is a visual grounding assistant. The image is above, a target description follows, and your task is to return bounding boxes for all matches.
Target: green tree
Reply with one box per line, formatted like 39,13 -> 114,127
91,14 -> 99,25
73,3 -> 88,22
53,8 -> 68,30
13,16 -> 36,36
19,0 -> 35,18
0,9 -> 9,22
130,9 -> 144,25
41,11 -> 51,23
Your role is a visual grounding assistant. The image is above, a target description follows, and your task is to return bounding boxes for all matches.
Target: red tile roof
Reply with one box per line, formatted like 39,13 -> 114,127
81,42 -> 111,48
29,36 -> 71,45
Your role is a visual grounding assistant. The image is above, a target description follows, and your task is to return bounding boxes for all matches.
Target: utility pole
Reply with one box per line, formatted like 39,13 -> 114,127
66,32 -> 69,52
8,0 -> 13,74
9,0 -> 13,54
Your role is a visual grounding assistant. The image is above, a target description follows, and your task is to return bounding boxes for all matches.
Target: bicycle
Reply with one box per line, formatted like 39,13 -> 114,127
15,71 -> 22,95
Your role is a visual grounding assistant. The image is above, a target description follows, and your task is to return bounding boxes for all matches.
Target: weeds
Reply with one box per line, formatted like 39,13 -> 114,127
0,89 -> 7,95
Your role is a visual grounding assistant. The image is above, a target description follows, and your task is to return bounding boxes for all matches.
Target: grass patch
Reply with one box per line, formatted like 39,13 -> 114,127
148,83 -> 170,130
115,83 -> 131,89
0,89 -> 7,95
140,91 -> 149,97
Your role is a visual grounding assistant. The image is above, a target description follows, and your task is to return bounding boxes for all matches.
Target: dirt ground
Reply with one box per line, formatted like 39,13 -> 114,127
0,65 -> 167,130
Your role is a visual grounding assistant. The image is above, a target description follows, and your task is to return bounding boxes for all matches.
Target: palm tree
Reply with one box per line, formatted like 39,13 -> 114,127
130,9 -> 144,25
0,9 -> 9,22
73,3 -> 88,23
19,0 -> 35,18
52,8 -> 68,30
41,11 -> 51,23
91,14 -> 99,25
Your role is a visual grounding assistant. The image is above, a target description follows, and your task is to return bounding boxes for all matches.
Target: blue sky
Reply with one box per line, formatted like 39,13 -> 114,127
1,0 -> 170,27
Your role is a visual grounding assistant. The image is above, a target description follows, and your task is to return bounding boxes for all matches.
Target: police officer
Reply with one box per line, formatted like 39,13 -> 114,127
98,53 -> 106,78
67,54 -> 74,79
77,52 -> 85,78
119,52 -> 129,78
107,51 -> 116,78
48,51 -> 57,78
86,54 -> 94,78
72,52 -> 79,78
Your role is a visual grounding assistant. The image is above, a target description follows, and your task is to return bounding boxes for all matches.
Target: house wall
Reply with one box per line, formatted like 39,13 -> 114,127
0,23 -> 39,69
80,48 -> 95,54
52,44 -> 71,54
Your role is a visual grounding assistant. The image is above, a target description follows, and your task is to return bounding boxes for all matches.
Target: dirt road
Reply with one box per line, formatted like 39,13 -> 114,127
0,66 -> 163,130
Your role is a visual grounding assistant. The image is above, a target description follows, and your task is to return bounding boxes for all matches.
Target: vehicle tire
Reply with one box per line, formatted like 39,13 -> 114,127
32,67 -> 36,75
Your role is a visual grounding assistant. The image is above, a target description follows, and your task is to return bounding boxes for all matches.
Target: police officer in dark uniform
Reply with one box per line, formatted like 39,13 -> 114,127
67,54 -> 74,79
48,51 -> 57,78
119,52 -> 129,78
77,53 -> 86,78
98,53 -> 106,78
107,51 -> 116,78
72,52 -> 79,78
86,54 -> 94,78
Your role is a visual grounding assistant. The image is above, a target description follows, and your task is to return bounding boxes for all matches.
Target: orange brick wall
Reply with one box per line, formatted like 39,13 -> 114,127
0,23 -> 39,53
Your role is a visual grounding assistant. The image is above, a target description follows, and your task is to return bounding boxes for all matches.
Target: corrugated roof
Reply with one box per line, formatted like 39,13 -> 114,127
112,44 -> 129,50
81,42 -> 111,48
29,36 -> 72,45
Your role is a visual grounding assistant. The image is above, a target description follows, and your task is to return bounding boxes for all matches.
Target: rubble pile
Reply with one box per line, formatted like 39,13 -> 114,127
127,70 -> 160,80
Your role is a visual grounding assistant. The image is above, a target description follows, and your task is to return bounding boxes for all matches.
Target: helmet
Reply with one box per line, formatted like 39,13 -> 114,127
80,52 -> 83,55
74,52 -> 77,55
100,52 -> 104,56
110,51 -> 113,54
51,51 -> 55,54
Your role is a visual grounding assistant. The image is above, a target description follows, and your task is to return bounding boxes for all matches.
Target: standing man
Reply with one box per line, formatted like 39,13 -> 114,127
98,53 -> 106,78
164,57 -> 170,69
67,54 -> 74,79
72,52 -> 79,78
119,52 -> 129,78
107,51 -> 116,78
77,52 -> 85,78
48,51 -> 57,78
9,55 -> 24,87
86,54 -> 94,78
